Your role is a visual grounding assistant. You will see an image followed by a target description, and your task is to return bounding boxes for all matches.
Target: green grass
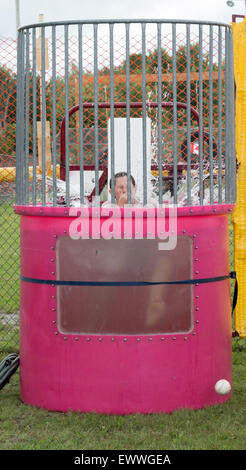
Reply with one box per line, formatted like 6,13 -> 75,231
0,202 -> 20,313
0,323 -> 19,355
0,338 -> 246,451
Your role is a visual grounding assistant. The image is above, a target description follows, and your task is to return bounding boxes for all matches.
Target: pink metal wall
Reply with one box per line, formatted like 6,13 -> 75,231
15,205 -> 233,414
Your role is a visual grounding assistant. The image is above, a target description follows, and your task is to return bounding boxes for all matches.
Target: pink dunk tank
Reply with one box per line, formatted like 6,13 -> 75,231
15,204 -> 233,414
15,18 -> 236,414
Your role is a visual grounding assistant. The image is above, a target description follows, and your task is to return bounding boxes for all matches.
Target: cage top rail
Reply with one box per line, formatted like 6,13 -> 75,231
18,18 -> 232,31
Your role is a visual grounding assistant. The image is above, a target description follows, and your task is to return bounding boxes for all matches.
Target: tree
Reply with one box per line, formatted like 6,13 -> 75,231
0,65 -> 16,134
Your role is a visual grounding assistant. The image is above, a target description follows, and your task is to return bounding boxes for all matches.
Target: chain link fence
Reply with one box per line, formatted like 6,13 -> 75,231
0,26 -> 235,354
0,36 -> 19,353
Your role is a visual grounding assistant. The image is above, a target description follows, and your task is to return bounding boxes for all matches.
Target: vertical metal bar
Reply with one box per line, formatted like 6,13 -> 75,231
218,26 -> 222,204
125,22 -> 131,204
32,28 -> 37,205
16,29 -> 25,205
22,32 -> 26,205
209,24 -> 214,204
228,28 -> 236,203
109,23 -> 115,204
172,23 -> 178,204
225,27 -> 230,203
41,25 -> 46,205
24,30 -> 30,205
93,23 -> 99,202
157,22 -> 163,205
142,22 -> 147,205
186,23 -> 191,205
52,25 -> 57,206
64,24 -> 70,205
198,24 -> 204,204
78,23 -> 84,205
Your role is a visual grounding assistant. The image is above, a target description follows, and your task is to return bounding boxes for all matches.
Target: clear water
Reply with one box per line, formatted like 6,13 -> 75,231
42,163 -> 224,207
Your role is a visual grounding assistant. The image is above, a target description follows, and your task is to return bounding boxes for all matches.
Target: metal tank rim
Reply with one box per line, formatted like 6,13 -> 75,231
13,203 -> 235,217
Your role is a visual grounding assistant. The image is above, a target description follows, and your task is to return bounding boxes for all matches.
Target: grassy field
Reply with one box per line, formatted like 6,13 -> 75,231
0,202 -> 20,314
0,337 -> 246,451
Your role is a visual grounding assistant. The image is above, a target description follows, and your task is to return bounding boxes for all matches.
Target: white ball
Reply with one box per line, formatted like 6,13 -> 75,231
215,379 -> 231,395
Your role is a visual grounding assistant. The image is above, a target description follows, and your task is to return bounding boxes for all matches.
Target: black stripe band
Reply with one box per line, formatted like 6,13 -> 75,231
20,273 -> 234,287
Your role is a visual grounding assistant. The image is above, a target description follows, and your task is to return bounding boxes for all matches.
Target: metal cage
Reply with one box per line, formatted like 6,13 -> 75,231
16,19 -> 236,207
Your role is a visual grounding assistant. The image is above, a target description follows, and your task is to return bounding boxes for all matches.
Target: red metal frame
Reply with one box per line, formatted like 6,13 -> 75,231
232,14 -> 245,22
59,101 -> 200,199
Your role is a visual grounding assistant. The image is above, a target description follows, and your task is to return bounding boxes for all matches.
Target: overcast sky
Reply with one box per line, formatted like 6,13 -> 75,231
0,0 -> 245,38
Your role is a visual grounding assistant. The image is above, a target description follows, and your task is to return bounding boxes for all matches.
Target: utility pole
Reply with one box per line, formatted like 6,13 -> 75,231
15,0 -> 20,35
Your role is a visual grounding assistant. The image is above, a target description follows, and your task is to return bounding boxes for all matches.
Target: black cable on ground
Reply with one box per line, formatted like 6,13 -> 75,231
0,353 -> 20,390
